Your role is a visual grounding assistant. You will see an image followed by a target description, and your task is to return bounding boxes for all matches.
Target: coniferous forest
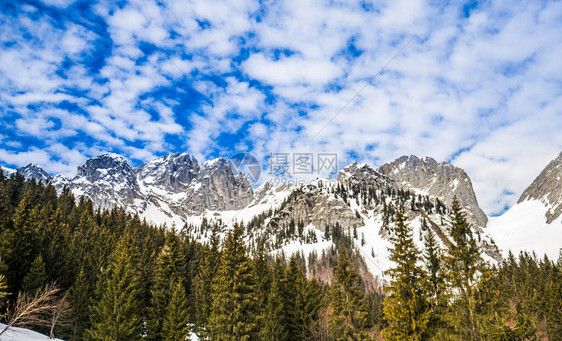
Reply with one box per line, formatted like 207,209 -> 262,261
0,171 -> 561,340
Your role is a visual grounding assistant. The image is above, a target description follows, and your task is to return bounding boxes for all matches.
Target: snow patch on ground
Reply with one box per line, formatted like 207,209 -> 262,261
0,324 -> 62,340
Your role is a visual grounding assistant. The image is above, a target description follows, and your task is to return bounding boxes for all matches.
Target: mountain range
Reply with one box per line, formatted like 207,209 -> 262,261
2,151 -> 561,280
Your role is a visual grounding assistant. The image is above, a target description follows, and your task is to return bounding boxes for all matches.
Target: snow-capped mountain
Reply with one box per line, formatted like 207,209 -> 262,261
0,163 -> 52,183
488,151 -> 562,259
51,153 -> 254,224
53,153 -> 142,212
12,150 -> 558,280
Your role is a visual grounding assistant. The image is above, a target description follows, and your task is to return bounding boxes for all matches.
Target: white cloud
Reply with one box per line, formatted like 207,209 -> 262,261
1,0 -> 561,217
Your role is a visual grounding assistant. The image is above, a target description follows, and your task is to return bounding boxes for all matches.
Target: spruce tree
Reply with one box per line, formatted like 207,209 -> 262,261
259,272 -> 288,341
195,227 -> 220,331
162,280 -> 191,341
424,230 -> 444,303
329,248 -> 369,340
5,190 -> 39,293
0,273 -> 8,319
22,254 -> 47,293
298,277 -> 324,339
67,267 -> 91,341
87,233 -> 143,340
383,210 -> 431,341
282,255 -> 306,339
208,224 -> 257,340
147,232 -> 186,341
442,197 -> 486,340
253,243 -> 271,335
423,229 -> 447,334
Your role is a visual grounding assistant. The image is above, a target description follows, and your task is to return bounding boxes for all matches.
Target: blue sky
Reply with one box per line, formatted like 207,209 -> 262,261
0,0 -> 561,216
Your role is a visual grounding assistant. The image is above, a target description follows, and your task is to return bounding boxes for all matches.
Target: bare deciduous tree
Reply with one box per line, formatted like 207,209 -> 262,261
49,295 -> 72,339
0,283 -> 61,336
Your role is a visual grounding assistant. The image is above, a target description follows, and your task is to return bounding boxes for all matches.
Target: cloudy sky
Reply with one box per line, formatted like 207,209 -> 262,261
1,0 -> 561,216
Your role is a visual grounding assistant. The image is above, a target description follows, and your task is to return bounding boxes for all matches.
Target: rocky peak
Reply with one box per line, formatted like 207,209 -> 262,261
337,162 -> 394,189
16,163 -> 52,183
181,158 -> 254,213
77,153 -> 135,182
70,153 -> 141,211
136,152 -> 199,193
378,155 -> 488,227
518,151 -> 562,223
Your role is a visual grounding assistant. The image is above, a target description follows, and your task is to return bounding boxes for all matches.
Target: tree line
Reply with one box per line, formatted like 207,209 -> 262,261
0,170 -> 560,340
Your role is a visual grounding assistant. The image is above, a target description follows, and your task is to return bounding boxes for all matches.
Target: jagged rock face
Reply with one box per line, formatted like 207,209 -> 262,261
378,155 -> 488,227
16,164 -> 52,183
337,162 -> 395,189
136,152 -> 199,193
182,158 -> 254,213
66,153 -> 142,211
268,183 -> 363,232
518,151 -> 562,223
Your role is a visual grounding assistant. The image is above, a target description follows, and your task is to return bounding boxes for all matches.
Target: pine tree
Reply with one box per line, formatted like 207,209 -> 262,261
162,280 -> 191,341
383,210 -> 431,341
147,232 -> 186,341
423,229 -> 446,336
298,277 -> 324,339
329,248 -> 369,340
22,254 -> 47,293
259,272 -> 288,341
195,227 -> 220,331
67,267 -> 91,341
442,197 -> 486,340
207,224 -> 257,340
5,190 -> 39,293
87,234 -> 143,340
0,273 -> 8,319
282,255 -> 305,339
253,243 -> 271,335
424,229 -> 445,302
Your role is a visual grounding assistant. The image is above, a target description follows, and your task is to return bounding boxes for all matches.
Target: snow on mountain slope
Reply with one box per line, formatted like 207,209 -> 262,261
487,199 -> 562,259
1,166 -> 14,176
16,164 -> 52,183
0,323 -> 62,341
486,151 -> 562,260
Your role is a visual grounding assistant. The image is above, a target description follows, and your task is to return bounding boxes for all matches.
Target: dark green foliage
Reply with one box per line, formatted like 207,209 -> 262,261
0,273 -> 8,319
67,267 -> 91,341
162,280 -> 191,341
195,227 -> 220,331
1,167 -> 561,341
442,197 -> 486,340
22,254 -> 47,294
207,224 -> 257,340
383,210 -> 431,341
146,232 -> 187,340
329,248 -> 369,340
87,234 -> 143,340
259,272 -> 288,341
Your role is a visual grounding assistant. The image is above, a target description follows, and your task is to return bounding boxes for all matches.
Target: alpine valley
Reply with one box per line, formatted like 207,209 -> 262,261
4,151 -> 561,285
